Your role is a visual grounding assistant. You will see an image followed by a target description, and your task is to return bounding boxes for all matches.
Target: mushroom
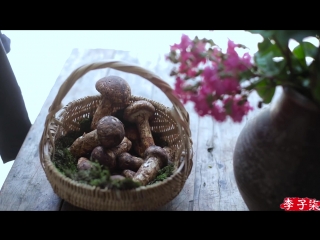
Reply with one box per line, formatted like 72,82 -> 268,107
91,76 -> 131,129
91,137 -> 132,172
123,100 -> 155,154
132,145 -> 168,186
163,146 -> 175,165
70,116 -> 125,158
125,126 -> 145,157
77,157 -> 93,170
122,169 -> 136,179
117,152 -> 144,172
97,116 -> 125,149
110,175 -> 126,181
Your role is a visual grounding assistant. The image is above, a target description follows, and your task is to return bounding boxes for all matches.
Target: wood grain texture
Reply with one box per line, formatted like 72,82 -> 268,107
0,48 -> 281,211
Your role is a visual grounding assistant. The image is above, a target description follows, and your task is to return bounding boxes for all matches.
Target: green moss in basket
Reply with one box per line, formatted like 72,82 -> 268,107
148,163 -> 174,185
109,177 -> 141,190
73,160 -> 111,188
53,148 -> 78,177
52,117 -> 93,174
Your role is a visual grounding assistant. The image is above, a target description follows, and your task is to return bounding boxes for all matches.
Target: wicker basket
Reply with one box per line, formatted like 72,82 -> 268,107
39,61 -> 193,211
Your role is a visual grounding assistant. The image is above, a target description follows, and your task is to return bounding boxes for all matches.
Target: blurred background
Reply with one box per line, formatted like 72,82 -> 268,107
0,30 -> 264,189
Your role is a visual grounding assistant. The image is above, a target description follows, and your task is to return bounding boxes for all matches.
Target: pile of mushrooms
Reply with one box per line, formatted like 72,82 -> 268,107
68,75 -> 175,186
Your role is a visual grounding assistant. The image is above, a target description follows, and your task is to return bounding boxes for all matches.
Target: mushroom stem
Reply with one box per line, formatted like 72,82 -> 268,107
112,137 -> 132,156
124,100 -> 156,154
122,170 -> 136,179
70,130 -> 99,158
125,126 -> 145,157
133,145 -> 168,186
91,98 -> 112,129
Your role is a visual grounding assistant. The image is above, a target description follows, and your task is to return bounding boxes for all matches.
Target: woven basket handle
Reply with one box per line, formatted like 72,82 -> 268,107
41,61 -> 193,176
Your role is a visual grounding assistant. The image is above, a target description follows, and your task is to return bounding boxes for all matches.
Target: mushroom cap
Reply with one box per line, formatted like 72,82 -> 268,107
123,100 -> 155,123
95,76 -> 131,105
144,145 -> 168,168
117,152 -> 144,171
91,146 -> 116,171
110,175 -> 126,181
96,116 -> 125,148
77,157 -> 93,170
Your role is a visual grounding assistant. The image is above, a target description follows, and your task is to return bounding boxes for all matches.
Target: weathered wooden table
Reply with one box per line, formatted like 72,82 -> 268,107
0,48 -> 279,211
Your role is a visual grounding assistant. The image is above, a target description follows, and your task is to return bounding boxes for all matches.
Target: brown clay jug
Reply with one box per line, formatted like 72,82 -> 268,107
233,87 -> 320,211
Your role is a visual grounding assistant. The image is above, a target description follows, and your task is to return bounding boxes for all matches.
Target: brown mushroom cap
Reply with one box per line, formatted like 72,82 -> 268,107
110,175 -> 126,181
96,116 -> 125,149
123,100 -> 155,123
95,76 -> 131,106
144,145 -> 168,168
117,152 -> 144,172
77,157 -> 93,170
91,146 -> 116,171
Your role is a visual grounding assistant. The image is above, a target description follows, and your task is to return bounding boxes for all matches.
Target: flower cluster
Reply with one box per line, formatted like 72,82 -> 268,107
166,34 -> 254,122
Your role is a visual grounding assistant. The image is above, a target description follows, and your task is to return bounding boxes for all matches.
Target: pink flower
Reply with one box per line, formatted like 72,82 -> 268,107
211,103 -> 227,122
227,39 -> 240,54
222,78 -> 240,94
238,52 -> 253,71
223,96 -> 253,122
186,69 -> 198,78
168,35 -> 255,123
191,94 -> 211,117
171,34 -> 192,51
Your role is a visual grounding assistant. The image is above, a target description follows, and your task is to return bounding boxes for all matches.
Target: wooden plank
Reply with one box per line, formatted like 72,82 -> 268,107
192,116 -> 249,210
152,56 -> 200,211
0,49 -> 116,210
191,89 -> 283,210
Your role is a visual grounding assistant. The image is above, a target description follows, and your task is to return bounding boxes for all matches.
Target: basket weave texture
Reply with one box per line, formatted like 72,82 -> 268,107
39,61 -> 193,211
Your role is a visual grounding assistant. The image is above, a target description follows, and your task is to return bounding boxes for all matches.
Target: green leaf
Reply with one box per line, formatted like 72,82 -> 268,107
280,30 -> 320,43
254,38 -> 286,77
293,41 -> 317,59
248,30 -> 320,51
254,78 -> 276,104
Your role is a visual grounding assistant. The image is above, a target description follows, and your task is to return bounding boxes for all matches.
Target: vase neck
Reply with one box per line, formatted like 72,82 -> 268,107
270,87 -> 320,126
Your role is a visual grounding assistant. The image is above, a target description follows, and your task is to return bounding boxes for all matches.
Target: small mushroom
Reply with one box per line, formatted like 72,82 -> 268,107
91,137 -> 132,172
77,157 -> 93,170
163,146 -> 175,165
124,100 -> 155,154
110,175 -> 126,181
117,152 -> 144,172
91,76 -> 131,129
122,169 -> 136,179
133,145 -> 168,186
70,116 -> 125,158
